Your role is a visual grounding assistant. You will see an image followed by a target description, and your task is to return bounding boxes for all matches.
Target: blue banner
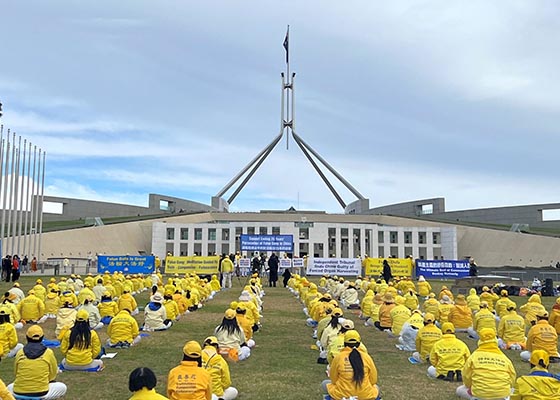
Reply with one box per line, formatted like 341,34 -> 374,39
415,259 -> 470,279
240,234 -> 294,252
97,255 -> 155,274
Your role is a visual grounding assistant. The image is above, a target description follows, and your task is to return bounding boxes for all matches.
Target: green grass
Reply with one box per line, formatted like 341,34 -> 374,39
0,277 -> 558,399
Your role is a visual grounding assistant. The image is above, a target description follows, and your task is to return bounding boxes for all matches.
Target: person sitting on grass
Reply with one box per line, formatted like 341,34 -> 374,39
17,289 -> 47,324
7,325 -> 67,399
201,336 -> 238,400
60,309 -> 104,371
410,312 -> 442,363
521,310 -> 560,363
107,308 -> 142,349
457,328 -> 516,400
322,330 -> 380,400
143,293 -> 172,332
511,349 -> 560,399
167,340 -> 212,400
77,296 -> 103,331
428,322 -> 470,381
0,305 -> 23,358
98,291 -> 119,325
214,309 -> 250,362
128,367 -> 169,400
497,304 -> 526,351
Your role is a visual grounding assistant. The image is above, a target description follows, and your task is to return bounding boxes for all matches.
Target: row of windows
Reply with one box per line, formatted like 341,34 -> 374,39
166,226 -> 283,241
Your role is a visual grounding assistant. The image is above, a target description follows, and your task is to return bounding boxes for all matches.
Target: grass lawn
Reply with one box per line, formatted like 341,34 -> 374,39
0,276 -> 558,399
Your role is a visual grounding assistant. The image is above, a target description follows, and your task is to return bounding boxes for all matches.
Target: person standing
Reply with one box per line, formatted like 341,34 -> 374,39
382,260 -> 392,284
220,256 -> 234,290
468,257 -> 478,277
20,255 -> 28,274
267,253 -> 279,288
2,255 -> 12,283
10,256 -> 19,283
31,256 -> 38,272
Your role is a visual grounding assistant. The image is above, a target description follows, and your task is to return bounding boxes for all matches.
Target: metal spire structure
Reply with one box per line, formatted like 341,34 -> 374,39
212,28 -> 369,214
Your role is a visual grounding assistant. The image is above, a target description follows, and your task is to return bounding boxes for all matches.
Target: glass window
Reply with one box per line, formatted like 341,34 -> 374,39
180,228 -> 188,240
222,229 -> 230,241
404,231 -> 412,244
418,232 -> 426,244
272,226 -> 280,235
390,231 -> 398,244
259,227 -> 268,235
432,232 -> 440,245
208,228 -> 216,241
378,231 -> 384,243
247,227 -> 255,235
195,228 -> 202,241
299,227 -> 309,240
166,228 -> 175,240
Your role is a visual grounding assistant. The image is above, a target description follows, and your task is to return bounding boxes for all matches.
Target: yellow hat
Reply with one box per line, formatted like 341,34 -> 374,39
36,279 -> 42,284
530,349 -> 550,367
322,293 -> 332,300
424,312 -> 435,323
28,289 -> 35,295
182,340 -> 202,357
478,328 -> 497,344
27,325 -> 44,339
50,278 -> 56,283
332,308 -> 343,317
395,295 -> 405,305
500,290 -> 508,296
482,286 -> 490,292
536,310 -> 549,318
224,309 -> 236,320
428,293 -> 436,298
0,305 -> 9,315
480,301 -> 489,308
76,309 -> 90,322
230,301 -> 238,310
344,330 -> 361,344
12,282 -> 20,288
204,336 -> 219,346
441,322 -> 455,334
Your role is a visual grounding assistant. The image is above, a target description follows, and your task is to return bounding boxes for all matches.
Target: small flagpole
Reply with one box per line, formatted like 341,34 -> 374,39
285,25 -> 290,150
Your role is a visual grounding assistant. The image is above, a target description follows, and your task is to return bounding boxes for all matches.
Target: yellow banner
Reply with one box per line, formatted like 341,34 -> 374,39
363,258 -> 413,277
165,256 -> 220,275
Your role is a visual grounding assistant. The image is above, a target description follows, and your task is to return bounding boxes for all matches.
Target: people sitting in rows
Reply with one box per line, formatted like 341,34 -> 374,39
479,286 -> 499,312
448,294 -> 472,332
322,330 -> 380,400
375,294 -> 395,331
7,325 -> 67,399
143,293 -> 172,331
128,367 -> 169,400
521,310 -> 560,363
77,297 -> 103,330
17,289 -> 47,324
495,289 -> 516,319
214,309 -> 250,362
107,308 -> 142,348
457,328 -> 516,400
411,313 -> 442,364
468,301 -> 496,340
511,350 -> 560,399
201,336 -> 238,400
466,288 -> 480,312
60,309 -> 104,371
99,291 -> 119,325
167,340 -> 212,400
396,310 -> 423,351
0,305 -> 23,358
428,322 -> 470,381
519,294 -> 546,329
497,303 -> 526,350
549,297 -> 560,334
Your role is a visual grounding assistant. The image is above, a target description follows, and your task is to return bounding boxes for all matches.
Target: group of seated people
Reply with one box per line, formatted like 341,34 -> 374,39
288,273 -> 560,400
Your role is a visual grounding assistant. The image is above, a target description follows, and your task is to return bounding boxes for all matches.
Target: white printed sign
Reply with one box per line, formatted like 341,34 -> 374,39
239,258 -> 251,276
292,258 -> 304,268
279,258 -> 292,270
306,258 -> 361,276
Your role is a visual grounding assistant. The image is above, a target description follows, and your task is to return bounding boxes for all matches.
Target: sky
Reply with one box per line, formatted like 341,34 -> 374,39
1,1 -> 559,214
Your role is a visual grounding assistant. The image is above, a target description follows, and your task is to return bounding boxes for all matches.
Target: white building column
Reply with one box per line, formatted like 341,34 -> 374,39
335,227 -> 342,258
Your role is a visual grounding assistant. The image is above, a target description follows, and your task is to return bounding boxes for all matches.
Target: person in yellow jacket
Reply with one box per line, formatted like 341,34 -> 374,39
457,328 -> 516,399
495,290 -> 516,319
235,303 -> 255,348
448,294 -> 473,332
32,279 -> 47,302
423,293 -> 440,320
99,291 -> 119,325
438,286 -> 454,302
521,310 -> 560,362
411,313 -> 442,363
108,309 -> 141,348
468,301 -> 496,340
0,306 -> 23,358
17,290 -> 46,324
359,290 -> 374,320
549,297 -> 560,334
163,293 -> 180,322
44,289 -> 61,319
60,309 -> 103,371
466,288 -> 480,313
7,325 -> 67,399
375,294 -> 396,331
78,282 -> 96,306
498,304 -> 526,350
479,286 -> 499,311
220,256 -> 234,289
404,289 -> 419,311
520,294 -> 547,329
511,350 -> 560,400
0,379 -> 15,400
327,319 -> 367,364
201,336 -> 238,400
172,290 -> 189,316
143,293 -> 172,331
119,288 -> 139,316
55,301 -> 77,338
365,294 -> 384,327
320,309 -> 344,361
167,340 -> 212,400
428,322 -> 470,381
437,295 -> 454,326
128,367 -> 169,400
209,275 -> 221,292
323,330 -> 380,400
417,275 -> 432,298
390,296 -> 411,336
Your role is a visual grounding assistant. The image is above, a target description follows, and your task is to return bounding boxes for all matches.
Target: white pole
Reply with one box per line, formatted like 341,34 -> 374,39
16,139 -> 26,255
37,151 -> 45,264
1,131 -> 10,256
23,141 -> 32,258
32,148 -> 39,260
10,136 -> 21,255
6,132 -> 16,255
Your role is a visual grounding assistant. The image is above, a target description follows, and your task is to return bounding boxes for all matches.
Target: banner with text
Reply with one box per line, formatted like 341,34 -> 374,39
415,259 -> 470,279
279,258 -> 292,270
240,234 -> 294,252
165,256 -> 220,275
306,258 -> 361,276
363,258 -> 413,277
97,255 -> 155,274
239,258 -> 251,276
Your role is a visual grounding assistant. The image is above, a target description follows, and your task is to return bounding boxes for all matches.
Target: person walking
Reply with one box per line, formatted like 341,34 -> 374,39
220,256 -> 234,290
382,260 -> 392,284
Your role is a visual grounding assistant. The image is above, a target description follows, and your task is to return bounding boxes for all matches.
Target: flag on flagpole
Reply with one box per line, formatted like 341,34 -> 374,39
283,26 -> 289,64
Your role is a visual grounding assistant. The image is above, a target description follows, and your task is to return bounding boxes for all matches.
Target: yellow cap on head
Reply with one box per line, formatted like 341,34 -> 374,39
224,309 -> 236,320
183,340 -> 202,357
76,309 -> 89,322
441,322 -> 455,334
344,330 -> 361,344
27,325 -> 44,340
530,349 -> 549,367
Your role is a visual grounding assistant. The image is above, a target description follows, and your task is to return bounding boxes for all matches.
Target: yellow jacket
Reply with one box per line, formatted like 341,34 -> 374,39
108,310 -> 139,344
511,367 -> 560,400
498,311 -> 526,345
360,292 -> 374,317
467,289 -> 480,312
473,308 -> 497,334
480,291 -> 499,311
60,329 -> 101,366
2,302 -> 20,325
0,322 -> 18,356
423,298 -> 440,319
549,306 -> 560,334
118,293 -> 138,312
172,293 -> 188,314
236,314 -> 253,341
55,307 -> 77,338
390,304 -> 411,335
520,295 -> 546,328
437,303 -> 453,324
98,300 -> 119,318
220,258 -> 234,273
78,287 -> 95,305
448,304 -> 473,330
32,285 -> 46,302
17,295 -> 45,321
495,297 -> 517,318
430,334 -> 470,376
202,346 -> 231,397
167,361 -> 212,400
417,281 -> 432,297
527,320 -> 559,357
378,303 -> 395,328
163,299 -> 180,321
13,344 -> 58,396
416,323 -> 442,361
462,343 -> 516,399
327,333 -> 367,364
327,347 -> 378,400
44,292 -> 60,314
129,387 -> 169,399
404,292 -> 419,311
0,379 -> 14,400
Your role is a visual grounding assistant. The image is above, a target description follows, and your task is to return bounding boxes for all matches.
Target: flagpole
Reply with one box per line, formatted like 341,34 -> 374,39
285,25 -> 290,150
